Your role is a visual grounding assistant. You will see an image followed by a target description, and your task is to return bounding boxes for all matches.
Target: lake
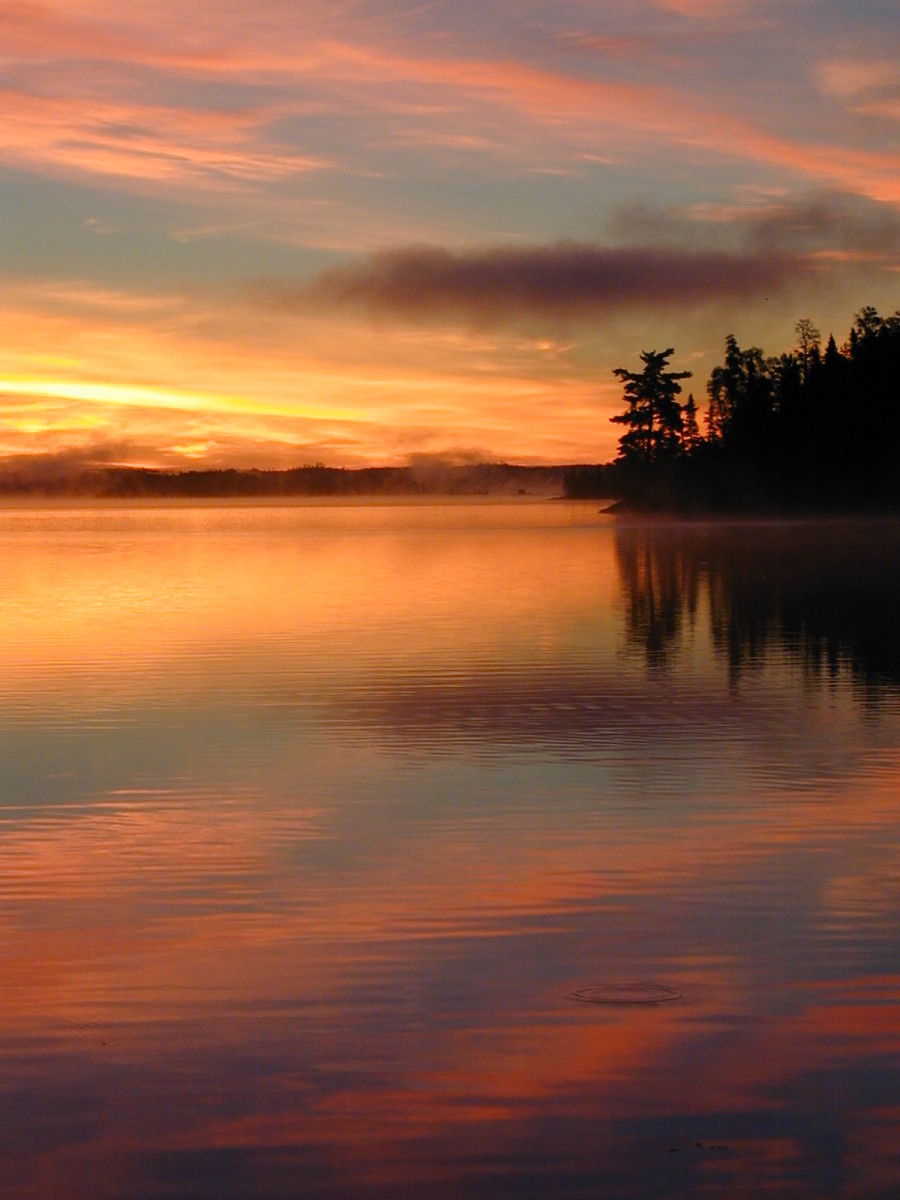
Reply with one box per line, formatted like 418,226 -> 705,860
1,500 -> 898,1199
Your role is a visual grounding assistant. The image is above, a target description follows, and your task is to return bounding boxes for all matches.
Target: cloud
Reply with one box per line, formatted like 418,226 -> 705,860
0,89 -> 330,194
656,0 -> 753,17
3,3 -> 898,213
0,439 -> 145,488
607,190 -> 900,277
816,56 -> 900,122
747,194 -> 900,254
683,190 -> 900,266
259,242 -> 803,325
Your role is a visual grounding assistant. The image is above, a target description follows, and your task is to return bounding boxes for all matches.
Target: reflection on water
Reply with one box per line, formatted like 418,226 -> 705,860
616,518 -> 900,689
0,502 -> 898,1199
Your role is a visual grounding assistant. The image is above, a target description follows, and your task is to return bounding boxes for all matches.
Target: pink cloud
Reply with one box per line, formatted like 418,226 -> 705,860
2,4 -> 897,208
0,86 -> 330,191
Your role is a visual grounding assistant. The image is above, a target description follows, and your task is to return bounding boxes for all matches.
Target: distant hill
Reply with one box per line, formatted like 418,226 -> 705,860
0,462 -> 578,499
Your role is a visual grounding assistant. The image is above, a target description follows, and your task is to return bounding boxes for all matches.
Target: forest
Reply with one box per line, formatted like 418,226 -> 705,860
0,460 -> 564,499
565,305 -> 900,511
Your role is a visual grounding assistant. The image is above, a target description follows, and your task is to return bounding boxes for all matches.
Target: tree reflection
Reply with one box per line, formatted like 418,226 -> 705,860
614,523 -> 702,667
615,520 -> 900,690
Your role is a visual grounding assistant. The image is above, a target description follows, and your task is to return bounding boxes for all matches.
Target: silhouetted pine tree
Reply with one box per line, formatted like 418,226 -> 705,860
611,349 -> 691,465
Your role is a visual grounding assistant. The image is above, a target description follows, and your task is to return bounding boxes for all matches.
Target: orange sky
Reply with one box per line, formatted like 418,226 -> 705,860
1,1 -> 899,469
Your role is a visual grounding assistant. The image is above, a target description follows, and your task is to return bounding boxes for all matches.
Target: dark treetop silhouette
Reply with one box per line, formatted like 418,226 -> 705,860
566,305 -> 900,511
610,348 -> 692,466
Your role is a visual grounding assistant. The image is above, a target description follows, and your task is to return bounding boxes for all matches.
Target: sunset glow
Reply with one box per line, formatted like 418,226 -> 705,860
1,503 -> 899,1198
1,1 -> 898,469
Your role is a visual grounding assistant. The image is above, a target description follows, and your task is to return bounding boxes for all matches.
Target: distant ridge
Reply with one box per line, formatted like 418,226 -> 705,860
0,462 -> 579,499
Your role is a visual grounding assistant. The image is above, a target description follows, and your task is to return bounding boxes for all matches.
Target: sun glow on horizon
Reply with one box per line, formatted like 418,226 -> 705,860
0,2 -> 897,469
0,376 -> 365,423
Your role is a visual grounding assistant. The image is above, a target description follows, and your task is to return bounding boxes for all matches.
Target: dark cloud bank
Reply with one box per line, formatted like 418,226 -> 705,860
258,242 -> 804,323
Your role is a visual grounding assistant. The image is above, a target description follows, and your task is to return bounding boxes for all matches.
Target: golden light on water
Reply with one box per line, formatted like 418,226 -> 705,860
0,504 -> 898,1197
2,2 -> 900,1194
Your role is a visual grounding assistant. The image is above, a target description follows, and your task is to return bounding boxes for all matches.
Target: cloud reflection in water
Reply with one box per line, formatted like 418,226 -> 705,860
0,503 -> 898,1199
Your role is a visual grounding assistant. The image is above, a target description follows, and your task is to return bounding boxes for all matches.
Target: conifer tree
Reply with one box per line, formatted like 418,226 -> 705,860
611,349 -> 691,465
794,317 -> 821,384
681,393 -> 700,452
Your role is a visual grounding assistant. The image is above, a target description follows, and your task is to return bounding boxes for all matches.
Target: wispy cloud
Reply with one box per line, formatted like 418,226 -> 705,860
3,5 -> 899,206
623,189 -> 900,265
655,0 -> 745,16
0,89 -> 330,192
0,2 -> 897,470
716,192 -> 900,257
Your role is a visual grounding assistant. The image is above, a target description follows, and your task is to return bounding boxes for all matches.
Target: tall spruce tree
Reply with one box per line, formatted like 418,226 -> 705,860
681,392 -> 701,452
611,349 -> 691,465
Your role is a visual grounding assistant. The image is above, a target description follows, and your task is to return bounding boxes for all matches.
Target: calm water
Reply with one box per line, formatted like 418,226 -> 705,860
1,501 -> 899,1200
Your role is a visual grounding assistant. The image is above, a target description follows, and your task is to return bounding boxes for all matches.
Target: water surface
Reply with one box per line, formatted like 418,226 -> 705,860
1,502 -> 898,1199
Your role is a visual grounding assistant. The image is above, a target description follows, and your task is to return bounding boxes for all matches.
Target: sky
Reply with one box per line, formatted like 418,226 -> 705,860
1,0 -> 898,471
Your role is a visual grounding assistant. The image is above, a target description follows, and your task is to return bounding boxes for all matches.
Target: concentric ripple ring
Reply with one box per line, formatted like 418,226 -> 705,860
569,982 -> 682,1005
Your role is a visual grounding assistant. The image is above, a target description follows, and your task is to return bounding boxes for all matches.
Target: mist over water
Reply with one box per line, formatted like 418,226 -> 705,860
1,501 -> 898,1200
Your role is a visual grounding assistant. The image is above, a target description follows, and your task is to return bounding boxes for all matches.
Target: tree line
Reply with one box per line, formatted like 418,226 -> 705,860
0,462 -> 564,499
564,305 -> 900,510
